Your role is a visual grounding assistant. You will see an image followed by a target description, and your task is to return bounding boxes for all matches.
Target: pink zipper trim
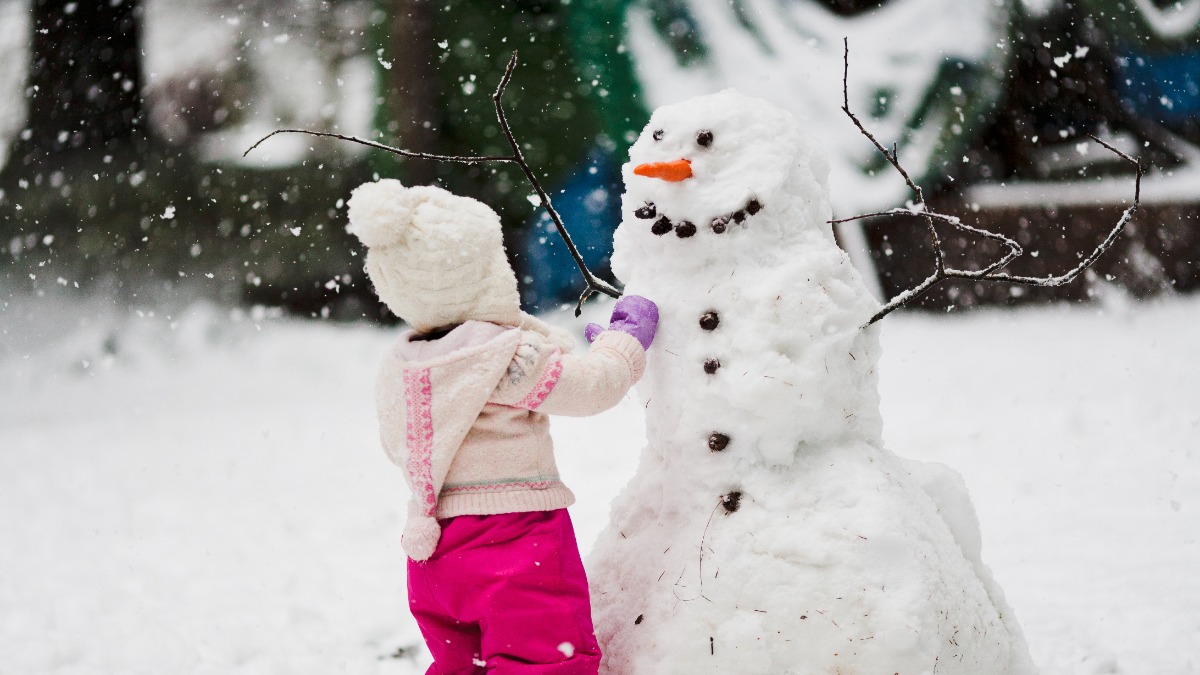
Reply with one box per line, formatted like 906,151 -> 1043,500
403,368 -> 437,516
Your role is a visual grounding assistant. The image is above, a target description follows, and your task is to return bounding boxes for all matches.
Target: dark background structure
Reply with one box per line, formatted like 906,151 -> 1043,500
0,0 -> 1196,320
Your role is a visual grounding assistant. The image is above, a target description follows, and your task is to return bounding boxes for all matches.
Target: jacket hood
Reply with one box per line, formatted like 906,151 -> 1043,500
390,320 -> 514,367
376,321 -> 524,527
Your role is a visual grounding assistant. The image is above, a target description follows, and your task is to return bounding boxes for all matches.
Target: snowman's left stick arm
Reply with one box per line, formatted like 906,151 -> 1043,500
243,50 -> 622,317
834,38 -> 1140,329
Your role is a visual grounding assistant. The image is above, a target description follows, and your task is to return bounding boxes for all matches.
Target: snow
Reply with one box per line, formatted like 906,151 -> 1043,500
1128,0 -> 1200,40
142,0 -> 240,80
141,0 -> 376,164
618,0 -> 1014,291
879,294 -> 1200,675
0,0 -> 377,169
0,290 -> 1198,673
610,90 -> 881,457
1018,0 -> 1057,18
623,0 -> 1007,216
591,91 -> 1029,673
0,0 -> 29,171
967,145 -> 1200,208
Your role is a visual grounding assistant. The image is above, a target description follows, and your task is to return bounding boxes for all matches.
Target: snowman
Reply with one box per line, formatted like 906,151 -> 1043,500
586,90 -> 1035,674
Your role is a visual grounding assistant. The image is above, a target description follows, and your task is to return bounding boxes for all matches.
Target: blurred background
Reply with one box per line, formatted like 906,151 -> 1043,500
2,3 -> 1198,673
1,0 -> 1196,318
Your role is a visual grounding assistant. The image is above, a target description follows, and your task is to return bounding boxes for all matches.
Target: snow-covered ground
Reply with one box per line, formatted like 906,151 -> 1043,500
1,292 -> 1197,674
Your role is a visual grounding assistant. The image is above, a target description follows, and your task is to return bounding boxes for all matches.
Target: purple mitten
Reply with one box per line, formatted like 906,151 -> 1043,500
584,322 -> 605,343
606,295 -> 659,349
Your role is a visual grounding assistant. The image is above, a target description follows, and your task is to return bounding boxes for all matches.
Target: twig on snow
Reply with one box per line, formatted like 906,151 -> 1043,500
834,37 -> 1142,329
244,50 -> 622,316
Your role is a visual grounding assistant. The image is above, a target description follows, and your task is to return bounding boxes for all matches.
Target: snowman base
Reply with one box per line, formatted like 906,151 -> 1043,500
589,440 -> 1034,675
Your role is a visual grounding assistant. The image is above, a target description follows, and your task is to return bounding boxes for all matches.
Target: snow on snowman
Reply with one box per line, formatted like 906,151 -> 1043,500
586,89 -> 1036,675
346,86 -> 1036,674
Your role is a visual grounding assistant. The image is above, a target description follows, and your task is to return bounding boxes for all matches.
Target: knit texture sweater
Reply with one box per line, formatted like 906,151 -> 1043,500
375,321 -> 646,536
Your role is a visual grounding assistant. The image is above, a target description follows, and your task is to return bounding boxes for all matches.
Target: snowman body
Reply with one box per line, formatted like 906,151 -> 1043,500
587,90 -> 1033,674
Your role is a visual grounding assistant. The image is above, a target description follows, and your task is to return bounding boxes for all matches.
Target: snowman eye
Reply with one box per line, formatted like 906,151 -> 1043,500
652,129 -> 664,141
696,130 -> 713,147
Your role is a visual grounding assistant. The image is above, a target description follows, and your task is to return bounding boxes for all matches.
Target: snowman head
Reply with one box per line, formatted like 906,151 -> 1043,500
612,89 -> 831,280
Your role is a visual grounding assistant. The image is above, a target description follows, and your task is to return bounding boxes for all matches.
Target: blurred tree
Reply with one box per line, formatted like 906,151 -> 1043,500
564,0 -> 648,159
363,0 -> 608,312
0,0 -> 172,298
4,0 -> 150,176
372,0 -> 439,185
423,0 -> 601,221
1078,0 -> 1200,142
864,1 -> 1199,309
0,0 -> 378,319
812,0 -> 888,16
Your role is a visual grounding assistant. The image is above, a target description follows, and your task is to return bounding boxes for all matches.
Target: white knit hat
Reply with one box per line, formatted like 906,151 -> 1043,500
347,179 -> 522,332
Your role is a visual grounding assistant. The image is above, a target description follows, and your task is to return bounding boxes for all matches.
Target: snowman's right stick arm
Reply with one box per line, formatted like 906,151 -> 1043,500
490,52 -> 624,314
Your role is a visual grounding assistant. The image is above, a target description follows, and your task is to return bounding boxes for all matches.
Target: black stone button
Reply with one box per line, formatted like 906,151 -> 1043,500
651,216 -> 673,236
699,311 -> 719,331
703,358 -> 720,374
675,221 -> 697,238
746,199 -> 762,215
721,491 -> 743,513
708,432 -> 729,452
634,203 -> 656,219
710,216 -> 728,234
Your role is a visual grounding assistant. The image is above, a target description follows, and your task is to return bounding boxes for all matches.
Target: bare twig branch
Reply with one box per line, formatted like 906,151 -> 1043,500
576,287 -> 597,317
243,50 -> 621,316
835,38 -> 1140,329
839,39 -> 943,277
490,52 -> 622,309
984,134 -> 1142,287
241,129 -> 514,164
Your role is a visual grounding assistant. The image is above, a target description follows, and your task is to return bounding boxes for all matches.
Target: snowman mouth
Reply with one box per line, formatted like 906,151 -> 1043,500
633,198 -> 764,238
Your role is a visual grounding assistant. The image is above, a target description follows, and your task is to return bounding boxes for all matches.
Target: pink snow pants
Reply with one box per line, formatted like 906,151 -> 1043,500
407,509 -> 601,675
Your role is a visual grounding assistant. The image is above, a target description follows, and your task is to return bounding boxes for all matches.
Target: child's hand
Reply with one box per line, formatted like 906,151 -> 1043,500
585,295 -> 659,350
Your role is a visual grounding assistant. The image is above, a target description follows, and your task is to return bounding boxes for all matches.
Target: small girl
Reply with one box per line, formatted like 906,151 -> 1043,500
347,179 -> 657,674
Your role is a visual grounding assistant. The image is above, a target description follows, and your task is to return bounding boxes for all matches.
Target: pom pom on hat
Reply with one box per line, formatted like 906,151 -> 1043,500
402,513 -> 442,561
346,179 -> 415,248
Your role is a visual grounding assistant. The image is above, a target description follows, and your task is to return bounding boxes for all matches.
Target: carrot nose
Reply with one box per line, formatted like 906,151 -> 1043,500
633,159 -> 693,182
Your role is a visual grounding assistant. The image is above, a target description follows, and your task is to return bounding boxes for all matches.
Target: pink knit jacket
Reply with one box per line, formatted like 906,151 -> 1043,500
375,321 -> 646,558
